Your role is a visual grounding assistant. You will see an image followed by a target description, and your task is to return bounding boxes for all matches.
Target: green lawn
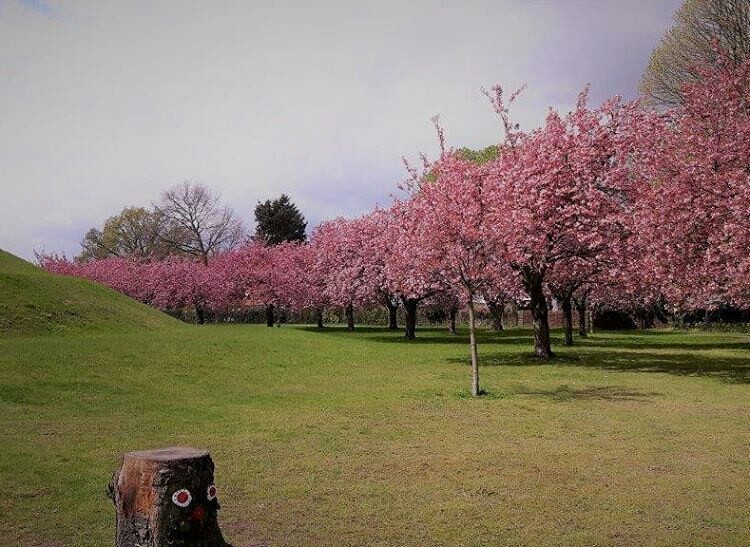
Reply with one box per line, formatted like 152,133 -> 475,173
1,325 -> 749,546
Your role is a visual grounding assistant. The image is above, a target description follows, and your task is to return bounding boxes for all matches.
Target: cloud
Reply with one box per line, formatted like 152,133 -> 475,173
0,0 -> 681,260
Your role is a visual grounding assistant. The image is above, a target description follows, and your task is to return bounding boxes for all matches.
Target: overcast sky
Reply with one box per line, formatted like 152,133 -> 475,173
1,0 -> 682,260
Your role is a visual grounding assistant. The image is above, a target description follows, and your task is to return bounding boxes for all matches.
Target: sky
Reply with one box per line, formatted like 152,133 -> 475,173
0,0 -> 683,261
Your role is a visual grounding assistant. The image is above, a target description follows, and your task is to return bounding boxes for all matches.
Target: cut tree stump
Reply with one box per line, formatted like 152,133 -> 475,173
108,446 -> 232,547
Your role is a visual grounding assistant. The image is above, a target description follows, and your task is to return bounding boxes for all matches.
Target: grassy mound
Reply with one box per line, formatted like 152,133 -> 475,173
0,249 -> 181,336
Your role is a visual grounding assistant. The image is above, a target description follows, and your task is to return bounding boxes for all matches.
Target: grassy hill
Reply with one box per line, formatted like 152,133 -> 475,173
0,249 -> 181,336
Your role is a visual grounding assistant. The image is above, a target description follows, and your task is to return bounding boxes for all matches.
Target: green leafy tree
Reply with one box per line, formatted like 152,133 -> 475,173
641,0 -> 750,106
253,194 -> 307,245
77,206 -> 174,262
457,145 -> 499,164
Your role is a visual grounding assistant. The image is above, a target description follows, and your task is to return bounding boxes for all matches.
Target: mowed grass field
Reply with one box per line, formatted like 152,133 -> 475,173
0,325 -> 748,546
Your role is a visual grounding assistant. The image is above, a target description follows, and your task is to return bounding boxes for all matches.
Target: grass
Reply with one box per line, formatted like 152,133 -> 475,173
1,323 -> 748,546
0,249 -> 181,336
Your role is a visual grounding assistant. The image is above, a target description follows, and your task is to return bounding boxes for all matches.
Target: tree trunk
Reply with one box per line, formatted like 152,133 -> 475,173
315,307 -> 324,329
108,446 -> 232,547
345,303 -> 355,331
402,297 -> 418,339
524,272 -> 554,358
633,307 -> 655,330
486,299 -> 505,331
467,298 -> 480,397
265,304 -> 274,327
384,295 -> 399,330
575,296 -> 588,337
448,306 -> 458,334
195,304 -> 206,325
561,295 -> 574,346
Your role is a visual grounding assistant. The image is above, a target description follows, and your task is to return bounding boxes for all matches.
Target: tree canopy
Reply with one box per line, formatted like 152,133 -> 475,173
640,0 -> 750,106
77,206 -> 173,262
253,194 -> 307,245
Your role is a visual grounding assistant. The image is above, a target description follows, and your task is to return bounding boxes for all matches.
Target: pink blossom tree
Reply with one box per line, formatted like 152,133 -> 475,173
383,199 -> 447,339
628,53 -> 750,311
397,146 -> 512,394
39,254 -> 155,304
147,257 -> 220,323
488,86 -> 635,358
312,217 -> 380,331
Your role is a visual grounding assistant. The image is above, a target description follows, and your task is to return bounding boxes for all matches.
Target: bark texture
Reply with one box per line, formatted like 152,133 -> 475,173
195,304 -> 206,325
315,308 -> 324,329
561,295 -> 574,346
402,297 -> 418,339
523,271 -> 554,358
574,296 -> 588,337
384,295 -> 399,330
108,446 -> 231,547
486,300 -> 505,332
265,304 -> 274,327
345,304 -> 355,331
448,307 -> 458,335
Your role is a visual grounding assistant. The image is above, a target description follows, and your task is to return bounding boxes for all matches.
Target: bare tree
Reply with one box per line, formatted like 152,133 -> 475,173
641,0 -> 750,106
155,181 -> 244,265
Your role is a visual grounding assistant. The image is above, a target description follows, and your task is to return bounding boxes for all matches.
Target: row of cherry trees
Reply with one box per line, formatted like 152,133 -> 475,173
41,54 -> 750,396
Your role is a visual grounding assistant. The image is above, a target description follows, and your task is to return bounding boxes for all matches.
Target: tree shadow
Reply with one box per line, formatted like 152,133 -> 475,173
301,326 -> 539,345
573,337 -> 750,352
451,349 -> 750,384
513,384 -> 659,402
295,325 -> 750,384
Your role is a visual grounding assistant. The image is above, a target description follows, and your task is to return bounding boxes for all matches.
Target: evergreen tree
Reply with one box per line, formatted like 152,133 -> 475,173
253,194 -> 307,245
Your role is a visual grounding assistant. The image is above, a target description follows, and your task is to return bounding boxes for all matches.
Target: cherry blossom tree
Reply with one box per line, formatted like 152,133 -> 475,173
399,144 -> 517,394
312,217 -> 380,331
290,242 -> 329,328
628,53 -> 750,311
487,86 -> 635,358
383,200 -> 447,340
147,258 -> 218,323
39,254 -> 154,304
358,208 -> 402,330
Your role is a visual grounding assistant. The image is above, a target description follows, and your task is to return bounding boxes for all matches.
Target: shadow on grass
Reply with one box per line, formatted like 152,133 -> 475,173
297,325 -> 535,345
296,325 -> 750,384
572,337 -> 750,352
448,350 -> 750,384
514,384 -> 658,401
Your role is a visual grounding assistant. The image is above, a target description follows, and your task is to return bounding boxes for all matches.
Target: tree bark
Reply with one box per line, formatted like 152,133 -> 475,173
265,304 -> 274,327
467,298 -> 480,397
448,306 -> 458,334
345,303 -> 355,331
561,295 -> 574,346
574,296 -> 588,337
633,307 -> 655,330
402,297 -> 418,339
384,294 -> 399,330
108,446 -> 231,547
194,304 -> 206,325
523,271 -> 554,359
315,307 -> 324,329
486,299 -> 505,331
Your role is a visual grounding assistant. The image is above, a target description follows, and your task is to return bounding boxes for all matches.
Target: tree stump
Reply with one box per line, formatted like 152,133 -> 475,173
108,446 -> 232,547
